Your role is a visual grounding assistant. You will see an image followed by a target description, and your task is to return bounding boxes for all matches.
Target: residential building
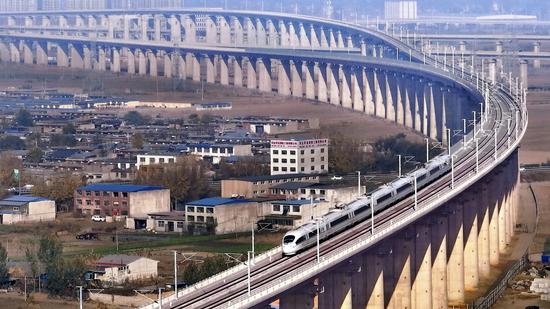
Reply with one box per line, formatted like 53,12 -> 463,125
136,153 -> 178,170
261,199 -> 332,228
384,0 -> 418,20
270,138 -> 329,175
0,196 -> 56,224
75,184 -> 170,217
144,211 -> 186,233
90,255 -> 159,284
189,143 -> 252,164
221,174 -> 320,198
195,102 -> 232,111
271,182 -> 361,206
0,0 -> 38,12
185,197 -> 260,235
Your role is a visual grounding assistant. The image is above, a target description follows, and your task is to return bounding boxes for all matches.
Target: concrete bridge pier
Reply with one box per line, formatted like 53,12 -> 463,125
137,49 -> 147,76
339,66 -> 352,109
316,63 -> 328,103
35,42 -> 48,65
150,52 -> 159,77
97,47 -> 106,71
232,17 -> 244,46
257,58 -> 272,92
303,62 -> 315,100
319,28 -> 329,48
21,41 -> 33,65
386,233 -> 413,309
55,44 -> 68,67
267,20 -> 277,47
488,59 -> 497,84
299,23 -> 311,48
81,45 -> 92,70
384,73 -> 396,122
520,59 -> 528,89
182,15 -> 197,44
232,57 -> 243,87
69,44 -> 84,69
169,15 -> 182,43
351,69 -> 364,112
125,48 -> 135,75
256,20 -> 267,46
218,55 -> 229,86
288,22 -> 298,48
246,58 -> 257,90
140,15 -> 149,41
366,249 -> 386,309
533,42 -> 541,69
327,63 -> 340,105
319,269 -> 353,309
202,55 -> 214,83
173,53 -> 186,79
163,53 -> 172,78
447,203 -> 465,306
395,78 -> 405,126
412,222 -> 432,309
290,60 -> 303,98
310,25 -> 320,49
189,53 -> 200,82
373,71 -> 385,118
277,60 -> 291,96
463,192 -> 480,291
362,69 -> 375,116
279,290 -> 315,309
432,213 -> 449,309
218,16 -> 232,45
478,181 -> 491,279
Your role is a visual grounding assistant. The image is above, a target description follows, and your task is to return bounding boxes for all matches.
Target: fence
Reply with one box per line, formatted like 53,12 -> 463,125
472,253 -> 529,309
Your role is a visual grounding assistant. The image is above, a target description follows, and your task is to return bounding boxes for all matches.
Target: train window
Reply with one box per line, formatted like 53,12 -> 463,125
417,174 -> 427,182
376,193 -> 392,204
354,206 -> 369,215
283,236 -> 295,244
330,215 -> 348,227
296,236 -> 306,244
396,184 -> 412,194
308,230 -> 317,238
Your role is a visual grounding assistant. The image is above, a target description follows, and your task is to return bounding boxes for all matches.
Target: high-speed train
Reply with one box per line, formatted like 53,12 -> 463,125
282,154 -> 452,256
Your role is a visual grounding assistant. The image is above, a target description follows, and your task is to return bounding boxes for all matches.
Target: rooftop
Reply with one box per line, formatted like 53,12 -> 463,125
187,197 -> 250,207
1,196 -> 49,203
78,184 -> 165,193
232,173 -> 318,182
95,255 -> 157,267
271,199 -> 318,206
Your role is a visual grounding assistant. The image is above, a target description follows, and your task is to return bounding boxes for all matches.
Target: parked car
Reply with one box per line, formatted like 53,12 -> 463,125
91,215 -> 106,222
76,232 -> 99,240
330,175 -> 343,180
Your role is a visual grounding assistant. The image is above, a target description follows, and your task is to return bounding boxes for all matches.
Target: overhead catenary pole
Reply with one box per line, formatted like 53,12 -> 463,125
78,286 -> 83,309
425,138 -> 430,163
173,250 -> 178,298
316,219 -> 320,263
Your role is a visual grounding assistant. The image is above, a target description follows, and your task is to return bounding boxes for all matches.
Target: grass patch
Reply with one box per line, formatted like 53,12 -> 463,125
63,232 -> 273,257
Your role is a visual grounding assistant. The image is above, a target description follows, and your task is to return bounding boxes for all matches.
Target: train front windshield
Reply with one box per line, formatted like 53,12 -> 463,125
283,235 -> 295,244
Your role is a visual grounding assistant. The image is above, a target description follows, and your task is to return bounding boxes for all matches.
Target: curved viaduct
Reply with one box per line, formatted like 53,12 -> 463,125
0,9 -> 528,309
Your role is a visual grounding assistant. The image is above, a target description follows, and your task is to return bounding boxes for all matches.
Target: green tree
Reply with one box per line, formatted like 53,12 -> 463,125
49,134 -> 77,147
131,133 -> 145,149
200,113 -> 214,124
123,111 -> 151,126
135,156 -> 211,207
217,157 -> 269,179
15,109 -> 33,127
27,147 -> 43,163
188,114 -> 199,124
62,123 -> 76,134
37,234 -> 63,267
0,136 -> 25,150
31,173 -> 84,212
0,243 -> 9,282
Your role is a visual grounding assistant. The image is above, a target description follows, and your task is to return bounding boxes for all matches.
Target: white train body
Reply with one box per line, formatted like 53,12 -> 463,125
282,155 -> 451,256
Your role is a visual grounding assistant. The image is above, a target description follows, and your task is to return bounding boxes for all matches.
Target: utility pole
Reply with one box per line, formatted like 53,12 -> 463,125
77,286 -> 83,309
173,251 -> 178,298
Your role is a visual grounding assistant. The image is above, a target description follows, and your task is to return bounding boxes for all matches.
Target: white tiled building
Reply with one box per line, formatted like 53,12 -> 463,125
270,138 -> 329,175
136,153 -> 177,170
